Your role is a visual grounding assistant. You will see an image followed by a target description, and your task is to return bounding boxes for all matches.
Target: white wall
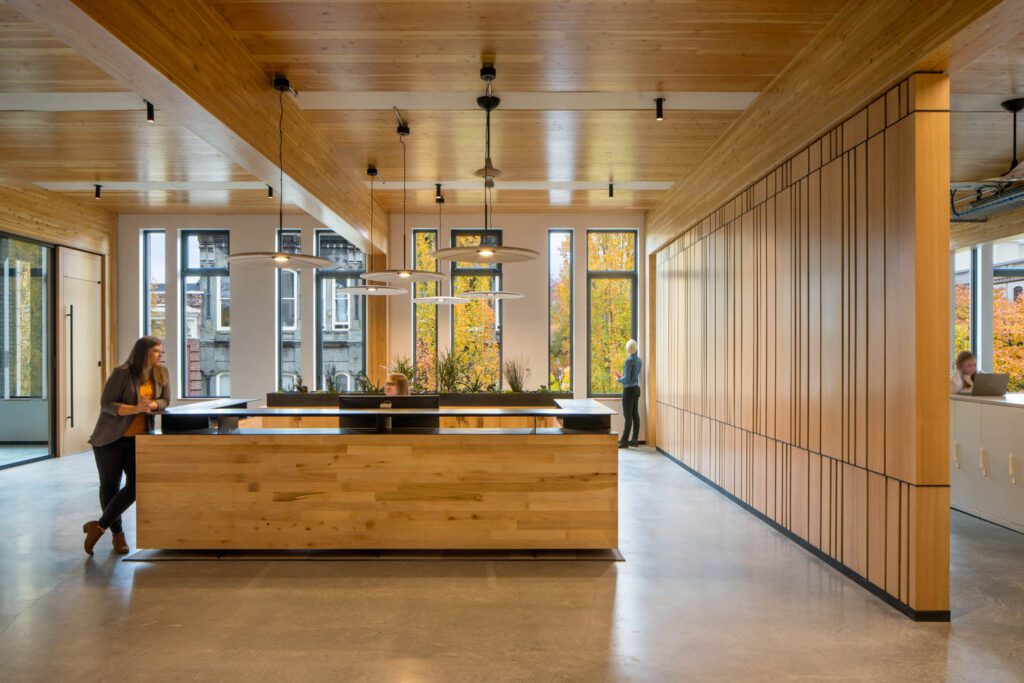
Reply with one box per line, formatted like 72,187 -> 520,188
387,211 -> 647,437
117,214 -> 338,403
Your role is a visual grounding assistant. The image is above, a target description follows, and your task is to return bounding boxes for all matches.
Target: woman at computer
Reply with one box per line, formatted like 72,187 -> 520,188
82,335 -> 169,556
950,350 -> 977,395
614,339 -> 642,448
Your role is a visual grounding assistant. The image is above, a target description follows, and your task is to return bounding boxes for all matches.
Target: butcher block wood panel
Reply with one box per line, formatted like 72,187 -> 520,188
136,432 -> 618,550
652,75 -> 949,619
256,414 -> 559,430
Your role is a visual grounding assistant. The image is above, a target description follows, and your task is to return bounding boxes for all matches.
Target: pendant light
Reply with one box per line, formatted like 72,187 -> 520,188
413,184 -> 469,305
228,76 -> 333,269
432,65 -> 538,265
361,110 -> 447,284
332,166 -> 407,296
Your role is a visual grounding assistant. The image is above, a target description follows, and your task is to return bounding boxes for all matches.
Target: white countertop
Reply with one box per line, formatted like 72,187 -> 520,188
950,392 -> 1024,408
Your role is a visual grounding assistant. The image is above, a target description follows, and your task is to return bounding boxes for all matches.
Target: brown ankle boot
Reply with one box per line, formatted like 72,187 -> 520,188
82,521 -> 104,556
112,532 -> 130,555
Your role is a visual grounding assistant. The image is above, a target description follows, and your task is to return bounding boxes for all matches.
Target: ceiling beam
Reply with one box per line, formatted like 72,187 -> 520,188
951,205 -> 1024,250
645,0 -> 1024,252
8,0 -> 386,253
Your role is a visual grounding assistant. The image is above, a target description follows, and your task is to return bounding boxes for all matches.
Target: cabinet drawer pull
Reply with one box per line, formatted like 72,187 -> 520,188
1011,453 -> 1017,486
953,442 -> 960,471
980,447 -> 988,477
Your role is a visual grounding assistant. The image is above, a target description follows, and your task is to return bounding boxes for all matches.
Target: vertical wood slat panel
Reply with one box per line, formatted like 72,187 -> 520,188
650,74 -> 949,616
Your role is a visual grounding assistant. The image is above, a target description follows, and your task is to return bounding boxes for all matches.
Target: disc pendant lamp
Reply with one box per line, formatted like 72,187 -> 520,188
413,185 -> 469,305
332,166 -> 407,296
432,65 -> 538,266
228,76 -> 333,269
361,111 -> 447,284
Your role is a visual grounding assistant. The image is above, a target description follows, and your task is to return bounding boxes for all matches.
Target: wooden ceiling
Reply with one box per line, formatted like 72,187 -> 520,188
0,0 -> 852,215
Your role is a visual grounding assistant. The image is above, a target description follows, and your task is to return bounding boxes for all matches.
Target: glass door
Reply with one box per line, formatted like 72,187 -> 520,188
0,234 -> 53,469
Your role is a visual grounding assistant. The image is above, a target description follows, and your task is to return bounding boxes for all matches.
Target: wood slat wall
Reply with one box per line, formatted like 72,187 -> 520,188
651,74 -> 950,617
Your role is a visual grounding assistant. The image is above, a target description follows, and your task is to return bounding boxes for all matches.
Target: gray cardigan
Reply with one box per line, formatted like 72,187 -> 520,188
89,365 -> 170,447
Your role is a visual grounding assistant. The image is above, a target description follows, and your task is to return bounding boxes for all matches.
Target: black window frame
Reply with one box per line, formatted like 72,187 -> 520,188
314,229 -> 366,391
450,228 -> 503,388
586,228 -> 639,398
179,229 -> 230,398
412,228 -> 439,388
141,229 -> 165,339
276,230 -> 302,391
547,228 -> 574,392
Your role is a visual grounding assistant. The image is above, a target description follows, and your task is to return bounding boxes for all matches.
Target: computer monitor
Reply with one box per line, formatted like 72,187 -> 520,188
338,395 -> 441,431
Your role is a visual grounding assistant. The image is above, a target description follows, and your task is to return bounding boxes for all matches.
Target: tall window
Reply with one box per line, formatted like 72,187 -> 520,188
587,230 -> 637,396
141,230 -> 166,340
277,230 -> 301,390
413,229 -> 438,391
548,229 -> 573,391
1,234 -> 49,400
451,229 -> 502,390
180,230 -> 230,397
992,235 -> 1024,392
316,231 -> 365,391
952,248 -> 972,358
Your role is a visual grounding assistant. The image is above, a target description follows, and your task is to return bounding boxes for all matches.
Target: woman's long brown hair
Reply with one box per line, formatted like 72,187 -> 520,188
125,335 -> 169,385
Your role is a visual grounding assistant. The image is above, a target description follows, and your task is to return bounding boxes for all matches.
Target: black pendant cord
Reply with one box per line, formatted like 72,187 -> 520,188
401,134 -> 408,269
278,89 -> 285,250
1013,109 -> 1020,172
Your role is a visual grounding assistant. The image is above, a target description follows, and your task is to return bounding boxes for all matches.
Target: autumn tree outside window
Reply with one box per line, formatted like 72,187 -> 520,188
587,230 -> 638,397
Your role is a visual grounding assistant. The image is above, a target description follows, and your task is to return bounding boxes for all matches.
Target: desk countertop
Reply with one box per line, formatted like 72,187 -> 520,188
950,392 -> 1024,408
160,398 -> 617,418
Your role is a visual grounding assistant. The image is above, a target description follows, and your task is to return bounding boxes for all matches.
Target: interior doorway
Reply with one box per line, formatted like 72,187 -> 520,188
57,247 -> 104,456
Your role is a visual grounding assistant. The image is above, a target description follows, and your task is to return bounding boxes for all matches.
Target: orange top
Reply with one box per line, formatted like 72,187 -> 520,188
123,380 -> 154,437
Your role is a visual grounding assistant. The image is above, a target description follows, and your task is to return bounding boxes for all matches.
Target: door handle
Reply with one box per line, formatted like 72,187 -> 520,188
66,304 -> 74,428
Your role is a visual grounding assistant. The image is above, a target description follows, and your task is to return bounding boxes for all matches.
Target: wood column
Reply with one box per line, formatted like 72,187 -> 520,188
651,74 -> 950,619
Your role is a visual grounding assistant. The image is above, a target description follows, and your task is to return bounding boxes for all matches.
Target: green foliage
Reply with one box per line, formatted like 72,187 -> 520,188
413,231 -> 439,391
503,356 -> 530,393
453,233 -> 501,388
390,354 -> 416,388
436,347 -> 469,394
587,232 -> 636,395
549,231 -> 572,391
354,372 -> 382,394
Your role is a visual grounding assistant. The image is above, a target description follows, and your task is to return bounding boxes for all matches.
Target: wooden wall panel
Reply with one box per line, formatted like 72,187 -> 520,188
652,74 -> 950,618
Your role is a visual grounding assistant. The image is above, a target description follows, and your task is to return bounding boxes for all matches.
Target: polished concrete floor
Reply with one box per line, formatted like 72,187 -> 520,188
0,444 -> 50,468
1,448 -> 1023,682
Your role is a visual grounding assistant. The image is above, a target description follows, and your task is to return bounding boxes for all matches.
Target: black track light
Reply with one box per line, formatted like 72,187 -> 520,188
94,184 -> 102,200
267,184 -> 273,199
435,183 -> 442,201
608,183 -> 614,198
145,100 -> 155,123
655,97 -> 665,121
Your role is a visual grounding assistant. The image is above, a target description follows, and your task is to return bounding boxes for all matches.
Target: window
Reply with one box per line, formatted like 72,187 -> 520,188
1,234 -> 49,400
992,235 -> 1024,392
214,371 -> 230,396
315,231 -> 365,391
451,229 -> 502,390
141,230 -> 166,340
277,230 -> 301,391
413,229 -> 438,391
952,248 -> 972,358
180,230 -> 230,397
587,230 -> 637,396
548,229 -> 573,391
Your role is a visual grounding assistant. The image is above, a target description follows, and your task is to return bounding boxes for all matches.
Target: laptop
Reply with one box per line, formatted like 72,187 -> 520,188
971,373 -> 1009,397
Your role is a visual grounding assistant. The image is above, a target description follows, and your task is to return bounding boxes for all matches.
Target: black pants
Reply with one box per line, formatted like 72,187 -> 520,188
621,385 -> 641,445
93,437 -> 136,534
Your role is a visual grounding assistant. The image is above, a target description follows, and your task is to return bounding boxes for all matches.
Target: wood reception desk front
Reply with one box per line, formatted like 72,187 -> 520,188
136,400 -> 618,551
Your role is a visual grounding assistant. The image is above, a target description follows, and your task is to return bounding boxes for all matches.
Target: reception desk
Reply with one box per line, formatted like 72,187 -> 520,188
138,399 -> 618,551
950,394 -> 1024,533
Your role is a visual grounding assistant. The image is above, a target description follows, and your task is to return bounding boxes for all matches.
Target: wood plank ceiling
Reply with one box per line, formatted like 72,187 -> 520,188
0,0 -> 849,215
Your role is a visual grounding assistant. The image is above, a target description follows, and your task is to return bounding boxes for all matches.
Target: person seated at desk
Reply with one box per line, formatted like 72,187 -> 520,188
950,350 -> 977,395
384,373 -> 409,396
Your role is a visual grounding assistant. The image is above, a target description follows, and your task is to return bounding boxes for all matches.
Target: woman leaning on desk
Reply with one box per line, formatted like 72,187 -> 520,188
82,336 -> 169,556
